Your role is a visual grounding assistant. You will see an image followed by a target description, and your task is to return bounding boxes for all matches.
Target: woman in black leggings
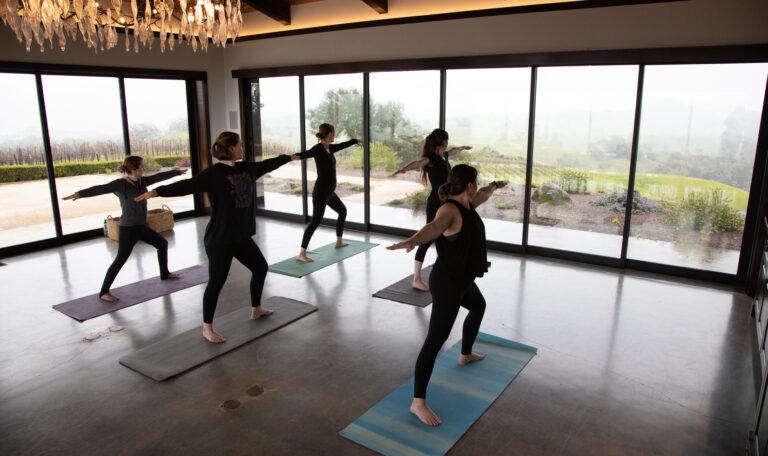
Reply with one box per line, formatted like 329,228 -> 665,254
296,123 -> 361,262
63,156 -> 186,302
388,164 -> 506,426
136,132 -> 298,343
391,129 -> 470,290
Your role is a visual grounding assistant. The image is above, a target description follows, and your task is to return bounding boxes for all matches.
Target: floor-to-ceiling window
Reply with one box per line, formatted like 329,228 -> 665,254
0,67 -> 203,255
242,52 -> 768,284
42,75 -> 127,236
0,73 -> 55,248
124,78 -> 193,214
627,63 -> 768,274
445,68 -> 531,245
369,70 -> 440,230
529,66 -> 638,257
304,73 -> 365,224
252,76 -> 303,216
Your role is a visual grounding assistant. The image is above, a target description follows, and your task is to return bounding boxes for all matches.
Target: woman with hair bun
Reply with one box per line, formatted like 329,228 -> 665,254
296,123 -> 362,262
135,131 -> 299,343
390,129 -> 471,290
63,155 -> 186,302
387,164 -> 506,426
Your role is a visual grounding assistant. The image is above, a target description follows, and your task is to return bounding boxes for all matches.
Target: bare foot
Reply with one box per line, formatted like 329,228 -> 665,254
459,352 -> 486,365
251,307 -> 274,320
410,399 -> 442,426
335,238 -> 349,248
163,272 -> 181,280
100,294 -> 119,302
412,280 -> 429,291
297,254 -> 315,262
203,325 -> 226,343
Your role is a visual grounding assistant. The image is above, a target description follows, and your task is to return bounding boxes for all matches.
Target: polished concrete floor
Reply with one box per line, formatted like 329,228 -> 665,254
0,217 -> 759,455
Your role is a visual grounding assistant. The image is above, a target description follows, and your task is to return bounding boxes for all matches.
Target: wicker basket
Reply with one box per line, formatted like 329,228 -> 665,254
103,204 -> 174,241
104,215 -> 120,241
147,204 -> 175,233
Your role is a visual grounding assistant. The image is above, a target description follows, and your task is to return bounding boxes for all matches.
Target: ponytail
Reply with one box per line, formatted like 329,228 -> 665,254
118,155 -> 143,174
438,164 -> 477,201
211,131 -> 240,160
316,123 -> 335,140
420,128 -> 449,185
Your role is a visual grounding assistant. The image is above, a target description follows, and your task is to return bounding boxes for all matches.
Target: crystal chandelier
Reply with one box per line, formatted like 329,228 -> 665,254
0,0 -> 242,53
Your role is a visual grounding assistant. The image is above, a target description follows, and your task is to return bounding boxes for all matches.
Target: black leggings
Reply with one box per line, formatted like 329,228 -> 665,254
100,225 -> 169,296
301,191 -> 347,249
414,267 -> 486,399
203,238 -> 268,324
414,195 -> 440,263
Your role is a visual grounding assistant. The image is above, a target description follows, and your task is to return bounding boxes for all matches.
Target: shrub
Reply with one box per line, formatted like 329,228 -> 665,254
293,187 -> 303,194
338,141 -> 402,171
590,189 -> 660,214
664,189 -> 744,233
174,157 -> 191,168
494,200 -> 512,210
556,168 -> 591,193
407,187 -> 431,206
0,155 -> 187,183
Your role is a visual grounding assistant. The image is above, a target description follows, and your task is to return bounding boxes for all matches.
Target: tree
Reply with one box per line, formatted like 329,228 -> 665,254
307,88 -> 364,139
130,123 -> 162,144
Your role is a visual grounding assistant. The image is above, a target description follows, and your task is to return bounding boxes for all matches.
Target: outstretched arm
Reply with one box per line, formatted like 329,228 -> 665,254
472,181 -> 507,207
445,146 -> 471,157
245,154 -> 296,180
329,138 -> 362,154
386,204 -> 460,252
390,158 -> 430,177
62,179 -> 122,201
135,168 -> 212,201
143,169 -> 187,186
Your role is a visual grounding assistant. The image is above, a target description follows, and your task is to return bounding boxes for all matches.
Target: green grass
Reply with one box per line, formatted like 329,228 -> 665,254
473,162 -> 748,211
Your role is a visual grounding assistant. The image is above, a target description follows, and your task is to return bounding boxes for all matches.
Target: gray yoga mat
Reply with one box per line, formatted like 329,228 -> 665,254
119,296 -> 317,381
53,265 -> 209,322
372,265 -> 433,307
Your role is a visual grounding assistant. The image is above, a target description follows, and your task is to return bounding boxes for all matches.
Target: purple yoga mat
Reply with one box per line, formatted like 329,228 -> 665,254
53,265 -> 208,322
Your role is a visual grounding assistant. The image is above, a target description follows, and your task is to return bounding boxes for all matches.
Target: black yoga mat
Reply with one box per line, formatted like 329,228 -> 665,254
53,265 -> 208,322
119,297 -> 317,381
372,265 -> 433,308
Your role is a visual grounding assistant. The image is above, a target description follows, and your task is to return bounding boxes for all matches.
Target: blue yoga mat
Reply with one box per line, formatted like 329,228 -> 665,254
340,333 -> 537,456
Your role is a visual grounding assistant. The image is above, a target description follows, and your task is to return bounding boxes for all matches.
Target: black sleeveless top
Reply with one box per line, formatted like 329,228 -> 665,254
425,153 -> 450,199
433,199 -> 488,282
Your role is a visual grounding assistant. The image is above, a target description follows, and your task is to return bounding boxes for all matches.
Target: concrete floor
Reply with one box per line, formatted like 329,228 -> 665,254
0,217 -> 759,455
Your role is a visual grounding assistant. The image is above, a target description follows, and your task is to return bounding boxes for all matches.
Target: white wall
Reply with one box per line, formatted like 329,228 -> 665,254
1,0 -> 766,144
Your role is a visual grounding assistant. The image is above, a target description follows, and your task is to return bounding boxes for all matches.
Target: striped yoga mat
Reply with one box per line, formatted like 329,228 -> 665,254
340,333 -> 537,456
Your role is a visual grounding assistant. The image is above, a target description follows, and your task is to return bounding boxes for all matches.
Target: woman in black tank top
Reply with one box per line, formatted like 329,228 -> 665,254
390,129 -> 471,291
387,164 -> 507,426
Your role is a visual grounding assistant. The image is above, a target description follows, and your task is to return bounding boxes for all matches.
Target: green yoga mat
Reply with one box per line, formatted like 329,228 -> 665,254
340,333 -> 537,456
268,240 -> 378,278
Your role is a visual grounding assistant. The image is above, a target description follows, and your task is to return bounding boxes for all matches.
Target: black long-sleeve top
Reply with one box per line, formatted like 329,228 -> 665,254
295,139 -> 358,196
154,156 -> 292,246
77,169 -> 184,226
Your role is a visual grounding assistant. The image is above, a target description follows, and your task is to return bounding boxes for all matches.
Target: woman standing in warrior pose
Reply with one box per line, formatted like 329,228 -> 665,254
135,132 -> 299,343
296,123 -> 362,262
63,155 -> 185,302
390,129 -> 471,290
387,164 -> 507,426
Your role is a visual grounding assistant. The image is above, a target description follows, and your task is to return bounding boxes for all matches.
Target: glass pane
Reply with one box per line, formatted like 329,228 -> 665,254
304,73 -> 364,224
254,77 -> 303,215
628,63 -> 768,273
0,73 -> 56,248
445,68 -> 531,245
369,70 -> 440,230
529,66 -> 639,257
42,75 -> 126,235
124,78 -> 193,215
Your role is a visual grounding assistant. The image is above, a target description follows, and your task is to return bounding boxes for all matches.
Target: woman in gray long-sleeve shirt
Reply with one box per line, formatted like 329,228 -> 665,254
63,156 -> 186,302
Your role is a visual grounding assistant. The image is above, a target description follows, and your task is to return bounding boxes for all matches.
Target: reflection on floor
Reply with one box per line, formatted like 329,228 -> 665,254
0,217 -> 757,455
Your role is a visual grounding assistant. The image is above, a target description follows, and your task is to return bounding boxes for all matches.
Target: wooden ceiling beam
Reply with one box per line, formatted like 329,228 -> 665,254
241,0 -> 291,25
361,0 -> 387,14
